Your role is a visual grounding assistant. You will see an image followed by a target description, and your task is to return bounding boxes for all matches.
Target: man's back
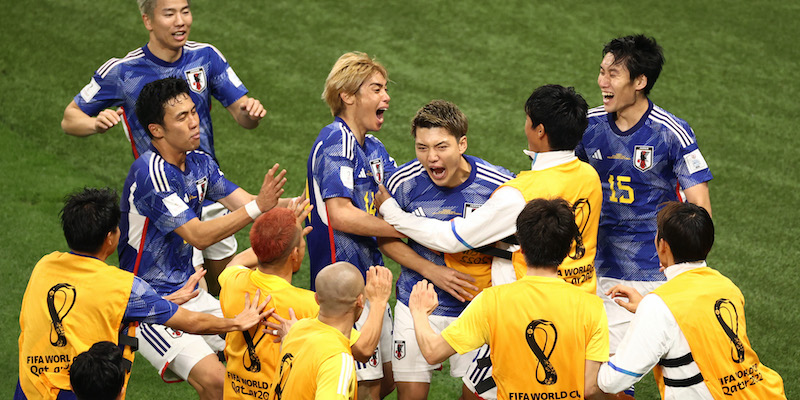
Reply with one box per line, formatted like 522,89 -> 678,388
18,252 -> 135,399
441,275 -> 608,399
219,267 -> 319,400
272,318 -> 358,400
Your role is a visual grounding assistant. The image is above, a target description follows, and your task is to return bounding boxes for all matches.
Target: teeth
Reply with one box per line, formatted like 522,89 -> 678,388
602,92 -> 613,98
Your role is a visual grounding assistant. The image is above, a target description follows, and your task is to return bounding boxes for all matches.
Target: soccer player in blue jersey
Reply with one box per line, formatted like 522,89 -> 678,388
379,100 -> 514,399
575,34 -> 713,398
306,51 -> 402,399
16,187 -> 273,400
61,0 -> 267,295
117,77 -> 285,400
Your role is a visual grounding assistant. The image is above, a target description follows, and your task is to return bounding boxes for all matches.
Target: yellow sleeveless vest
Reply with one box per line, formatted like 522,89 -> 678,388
18,252 -> 136,399
652,267 -> 785,399
219,268 -> 319,400
500,159 -> 602,293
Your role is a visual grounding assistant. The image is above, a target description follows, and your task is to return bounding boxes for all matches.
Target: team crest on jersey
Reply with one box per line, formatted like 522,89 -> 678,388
633,145 -> 654,172
185,66 -> 207,93
195,177 -> 208,204
165,327 -> 184,339
394,340 -> 406,360
369,159 -> 385,184
463,203 -> 481,217
368,348 -> 379,367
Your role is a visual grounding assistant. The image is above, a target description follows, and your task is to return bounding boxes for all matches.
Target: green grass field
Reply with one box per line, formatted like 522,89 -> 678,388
2,0 -> 798,398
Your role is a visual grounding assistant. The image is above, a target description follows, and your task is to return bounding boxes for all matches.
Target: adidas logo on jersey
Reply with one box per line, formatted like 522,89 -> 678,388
592,149 -> 603,160
412,207 -> 426,217
358,169 -> 367,178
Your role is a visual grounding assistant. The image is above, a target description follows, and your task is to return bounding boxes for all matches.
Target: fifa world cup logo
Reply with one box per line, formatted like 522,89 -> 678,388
273,353 -> 294,400
714,298 -> 745,363
526,320 -> 558,385
47,283 -> 76,347
242,330 -> 263,373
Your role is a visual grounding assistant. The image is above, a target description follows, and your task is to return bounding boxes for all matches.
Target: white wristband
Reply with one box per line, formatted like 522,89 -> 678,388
245,200 -> 263,220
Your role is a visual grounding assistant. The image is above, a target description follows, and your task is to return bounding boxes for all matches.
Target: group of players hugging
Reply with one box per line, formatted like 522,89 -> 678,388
17,0 -> 787,399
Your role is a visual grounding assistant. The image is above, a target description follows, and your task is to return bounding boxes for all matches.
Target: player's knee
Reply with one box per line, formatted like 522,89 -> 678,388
187,357 -> 225,398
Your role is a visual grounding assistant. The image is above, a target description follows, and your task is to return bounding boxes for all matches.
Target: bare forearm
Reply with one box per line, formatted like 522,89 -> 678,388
379,238 -> 433,276
411,311 -> 449,365
328,199 -> 403,238
177,208 -> 254,250
684,182 -> 712,217
351,299 -> 388,362
62,103 -> 99,136
165,308 -> 243,335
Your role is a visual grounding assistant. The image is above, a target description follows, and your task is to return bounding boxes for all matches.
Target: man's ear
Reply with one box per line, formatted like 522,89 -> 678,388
634,74 -> 648,92
142,13 -> 153,32
149,124 -> 164,139
340,91 -> 356,107
458,135 -> 468,154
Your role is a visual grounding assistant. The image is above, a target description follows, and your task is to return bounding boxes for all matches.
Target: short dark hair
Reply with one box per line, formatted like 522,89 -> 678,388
516,198 -> 579,268
135,77 -> 191,139
656,202 -> 714,263
524,85 -> 588,151
61,188 -> 120,254
411,100 -> 468,140
70,341 -> 125,400
603,34 -> 664,96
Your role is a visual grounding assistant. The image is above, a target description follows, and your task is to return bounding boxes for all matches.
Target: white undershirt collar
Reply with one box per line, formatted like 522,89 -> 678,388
522,150 -> 576,171
664,260 -> 707,280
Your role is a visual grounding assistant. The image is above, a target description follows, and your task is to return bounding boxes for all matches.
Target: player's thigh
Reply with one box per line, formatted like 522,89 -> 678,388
391,302 -> 440,384
462,344 -> 497,400
136,322 -> 217,381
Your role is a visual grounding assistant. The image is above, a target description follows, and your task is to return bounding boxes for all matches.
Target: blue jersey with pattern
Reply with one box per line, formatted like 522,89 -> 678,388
386,155 -> 514,317
73,41 -> 248,160
576,101 -> 713,280
118,150 -> 238,295
306,117 -> 397,290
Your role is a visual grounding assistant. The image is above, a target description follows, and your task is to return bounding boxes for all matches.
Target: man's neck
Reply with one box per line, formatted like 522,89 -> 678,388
318,313 -> 353,338
338,114 -> 365,146
442,156 -> 472,189
525,266 -> 559,278
614,95 -> 649,132
256,262 -> 293,284
146,41 -> 183,63
153,143 -> 187,171
70,249 -> 108,262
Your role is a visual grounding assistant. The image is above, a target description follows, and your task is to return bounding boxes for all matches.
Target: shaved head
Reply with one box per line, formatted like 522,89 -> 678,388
315,262 -> 364,316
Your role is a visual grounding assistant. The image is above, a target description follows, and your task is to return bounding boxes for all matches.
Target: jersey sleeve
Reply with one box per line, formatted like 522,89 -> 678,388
132,159 -> 199,233
440,291 -> 491,354
73,61 -> 124,116
585,300 -> 610,362
312,135 -> 357,201
123,276 -> 179,325
315,352 -> 356,400
205,46 -> 248,108
670,125 -> 713,189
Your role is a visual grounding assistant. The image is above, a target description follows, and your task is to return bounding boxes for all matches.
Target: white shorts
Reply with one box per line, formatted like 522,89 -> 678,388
462,345 -> 496,399
391,302 -> 476,383
135,290 -> 226,381
354,300 -> 393,381
596,277 -> 664,353
192,202 -> 238,267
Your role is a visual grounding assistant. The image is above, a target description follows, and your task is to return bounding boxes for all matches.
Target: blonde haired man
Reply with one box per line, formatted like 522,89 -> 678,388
305,52 -> 402,398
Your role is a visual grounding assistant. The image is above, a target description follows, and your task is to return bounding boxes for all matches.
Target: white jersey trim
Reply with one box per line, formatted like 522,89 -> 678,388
97,48 -> 145,78
336,352 -> 355,395
587,106 -> 608,118
147,153 -> 171,193
386,161 -> 425,194
184,41 -> 228,63
650,106 -> 694,148
475,163 -> 513,186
